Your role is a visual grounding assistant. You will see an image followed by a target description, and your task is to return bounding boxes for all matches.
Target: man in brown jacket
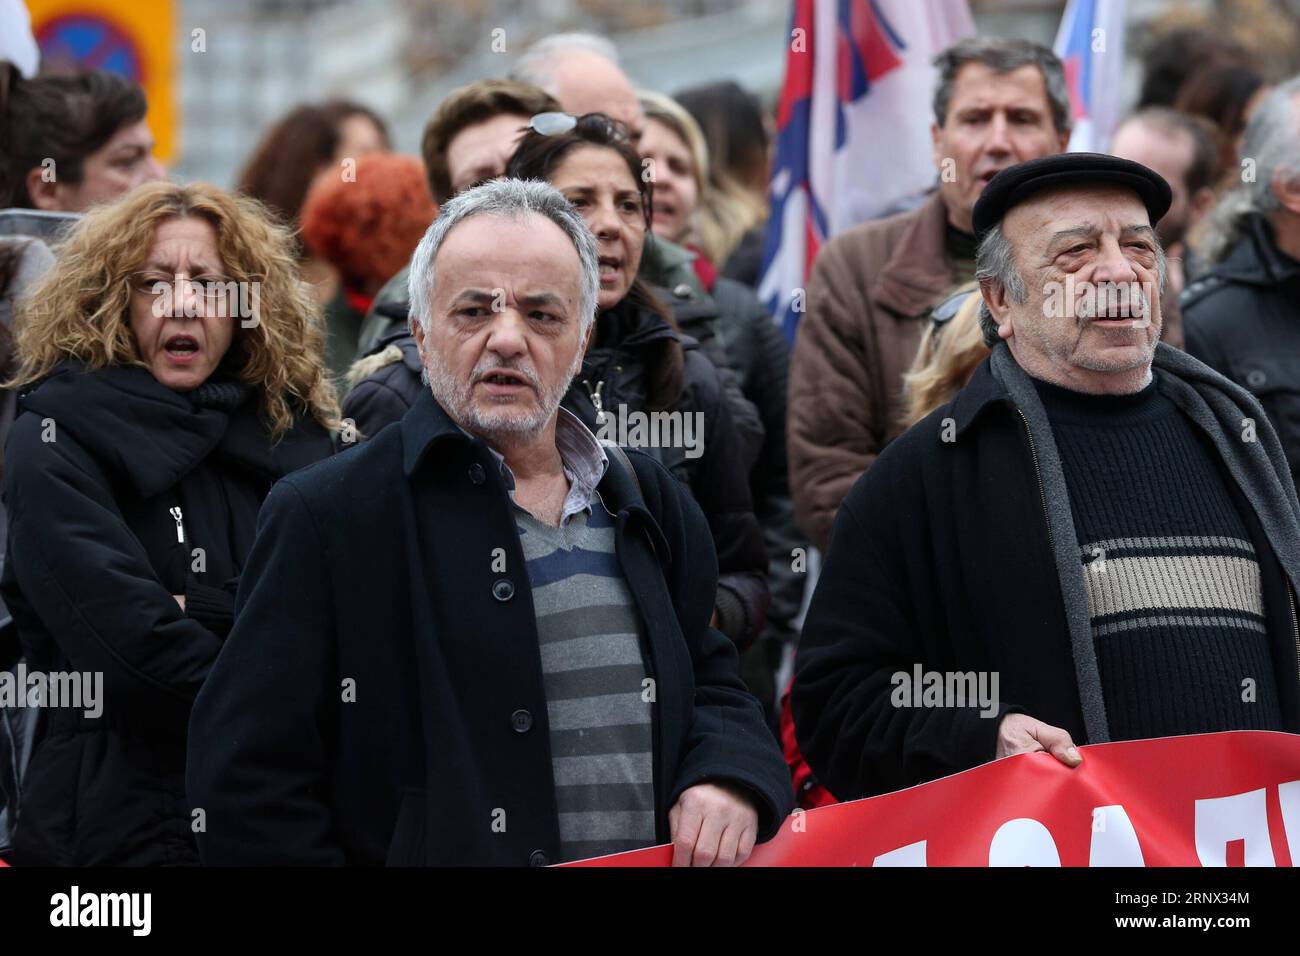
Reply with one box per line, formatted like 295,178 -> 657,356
789,37 -> 1071,549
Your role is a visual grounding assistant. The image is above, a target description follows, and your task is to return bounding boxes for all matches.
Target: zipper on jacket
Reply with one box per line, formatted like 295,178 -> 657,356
582,379 -> 606,426
1016,409 -> 1053,551
169,506 -> 185,544
1288,582 -> 1300,691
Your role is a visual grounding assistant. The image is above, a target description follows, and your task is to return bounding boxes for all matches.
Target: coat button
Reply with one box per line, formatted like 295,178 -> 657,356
529,850 -> 550,867
468,463 -> 486,485
1247,369 -> 1267,388
511,709 -> 533,733
672,283 -> 693,298
492,578 -> 514,602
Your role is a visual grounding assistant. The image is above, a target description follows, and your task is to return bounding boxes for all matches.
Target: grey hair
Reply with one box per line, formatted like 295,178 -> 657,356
975,225 -> 1028,347
975,221 -> 1167,346
406,178 -> 600,335
1200,75 -> 1300,263
510,32 -> 621,94
933,36 -> 1072,135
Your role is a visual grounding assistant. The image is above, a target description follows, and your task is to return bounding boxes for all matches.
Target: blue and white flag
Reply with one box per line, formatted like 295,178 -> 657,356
1054,0 -> 1128,152
759,0 -> 975,343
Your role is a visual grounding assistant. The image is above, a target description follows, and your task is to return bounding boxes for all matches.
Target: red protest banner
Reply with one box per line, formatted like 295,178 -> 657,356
565,731 -> 1300,867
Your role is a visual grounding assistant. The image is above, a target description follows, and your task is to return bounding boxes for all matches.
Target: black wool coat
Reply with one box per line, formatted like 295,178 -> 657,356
792,348 -> 1300,802
1,361 -> 332,865
562,297 -> 770,649
342,299 -> 772,650
186,388 -> 793,866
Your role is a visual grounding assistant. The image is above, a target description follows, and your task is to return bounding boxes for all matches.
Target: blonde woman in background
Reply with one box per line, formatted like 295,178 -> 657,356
639,88 -> 769,278
900,284 -> 990,429
674,81 -> 773,287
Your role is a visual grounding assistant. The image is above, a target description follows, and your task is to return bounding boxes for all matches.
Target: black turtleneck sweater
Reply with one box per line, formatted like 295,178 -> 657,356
945,222 -> 978,287
1033,373 -> 1285,739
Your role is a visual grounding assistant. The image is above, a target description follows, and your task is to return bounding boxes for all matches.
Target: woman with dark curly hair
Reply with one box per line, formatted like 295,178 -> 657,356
1,181 -> 338,865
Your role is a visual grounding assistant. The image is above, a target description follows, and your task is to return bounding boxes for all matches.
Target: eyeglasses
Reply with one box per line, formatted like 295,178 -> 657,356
127,272 -> 243,304
528,111 -> 633,143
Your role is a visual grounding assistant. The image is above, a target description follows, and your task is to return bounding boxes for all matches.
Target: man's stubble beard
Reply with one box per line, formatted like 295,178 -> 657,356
1069,337 -> 1156,373
423,338 -> 586,442
1071,294 -> 1161,374
1017,293 -> 1158,377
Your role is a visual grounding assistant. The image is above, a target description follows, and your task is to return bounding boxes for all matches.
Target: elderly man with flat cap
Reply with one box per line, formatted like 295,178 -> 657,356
792,153 -> 1300,801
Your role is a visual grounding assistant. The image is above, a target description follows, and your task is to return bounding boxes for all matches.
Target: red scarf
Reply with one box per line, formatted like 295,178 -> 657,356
344,287 -> 374,316
686,243 -> 718,293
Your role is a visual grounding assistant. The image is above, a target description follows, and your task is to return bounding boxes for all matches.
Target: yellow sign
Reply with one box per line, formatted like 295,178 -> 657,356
25,0 -> 177,164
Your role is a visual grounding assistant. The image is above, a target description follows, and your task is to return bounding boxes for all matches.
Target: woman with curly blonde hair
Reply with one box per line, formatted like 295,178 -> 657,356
1,181 -> 337,866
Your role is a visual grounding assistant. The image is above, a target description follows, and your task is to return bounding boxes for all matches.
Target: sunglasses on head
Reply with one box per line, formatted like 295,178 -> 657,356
528,111 -> 633,142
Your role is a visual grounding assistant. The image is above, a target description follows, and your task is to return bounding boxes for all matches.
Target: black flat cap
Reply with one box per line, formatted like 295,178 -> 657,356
971,152 -> 1172,239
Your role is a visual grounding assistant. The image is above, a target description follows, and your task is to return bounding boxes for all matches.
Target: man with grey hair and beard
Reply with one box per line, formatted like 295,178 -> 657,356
187,178 -> 792,866
793,153 -> 1300,803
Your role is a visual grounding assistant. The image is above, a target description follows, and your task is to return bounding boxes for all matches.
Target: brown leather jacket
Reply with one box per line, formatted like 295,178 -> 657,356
788,191 -> 1187,550
789,192 -> 954,550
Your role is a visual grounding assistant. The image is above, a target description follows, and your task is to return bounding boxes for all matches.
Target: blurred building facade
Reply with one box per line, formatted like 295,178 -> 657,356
169,0 -> 1295,188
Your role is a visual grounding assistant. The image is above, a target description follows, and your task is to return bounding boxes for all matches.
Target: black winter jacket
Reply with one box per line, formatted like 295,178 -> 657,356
664,278 -> 804,643
342,317 -> 422,441
793,344 -> 1300,801
342,301 -> 771,650
0,362 -> 332,865
1183,215 -> 1300,486
563,299 -> 769,648
186,388 -> 793,865
720,226 -> 766,289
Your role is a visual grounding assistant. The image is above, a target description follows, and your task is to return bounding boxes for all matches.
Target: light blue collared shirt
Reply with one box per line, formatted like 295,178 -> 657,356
479,407 -> 610,527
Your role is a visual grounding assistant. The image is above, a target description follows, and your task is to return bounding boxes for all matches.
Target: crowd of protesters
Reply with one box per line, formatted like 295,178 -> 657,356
0,18 -> 1298,868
